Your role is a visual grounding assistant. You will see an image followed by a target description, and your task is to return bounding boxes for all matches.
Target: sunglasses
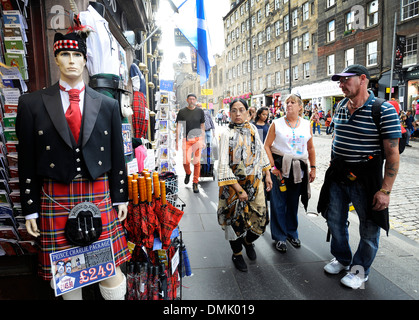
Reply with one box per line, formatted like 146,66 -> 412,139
337,75 -> 359,84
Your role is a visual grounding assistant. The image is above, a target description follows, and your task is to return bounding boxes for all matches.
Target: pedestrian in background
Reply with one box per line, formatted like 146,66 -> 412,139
264,93 -> 316,253
254,107 -> 270,142
198,103 -> 215,144
217,98 -> 272,272
175,93 -> 205,193
319,64 -> 401,289
311,109 -> 321,135
248,106 -> 256,123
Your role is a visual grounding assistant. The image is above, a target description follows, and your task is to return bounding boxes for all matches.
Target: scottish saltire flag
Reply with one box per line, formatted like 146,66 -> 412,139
172,0 -> 215,85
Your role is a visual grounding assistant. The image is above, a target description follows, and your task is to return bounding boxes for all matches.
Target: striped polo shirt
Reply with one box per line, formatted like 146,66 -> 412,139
332,91 -> 401,163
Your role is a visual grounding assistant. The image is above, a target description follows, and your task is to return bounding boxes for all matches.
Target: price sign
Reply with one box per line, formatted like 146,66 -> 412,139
50,239 -> 116,296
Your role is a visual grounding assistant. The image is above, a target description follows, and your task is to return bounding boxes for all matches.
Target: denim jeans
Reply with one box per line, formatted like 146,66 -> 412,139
312,123 -> 321,134
269,172 -> 302,241
327,180 -> 380,276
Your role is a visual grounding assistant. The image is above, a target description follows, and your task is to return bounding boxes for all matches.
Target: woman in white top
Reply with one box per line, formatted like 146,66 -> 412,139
264,94 -> 316,252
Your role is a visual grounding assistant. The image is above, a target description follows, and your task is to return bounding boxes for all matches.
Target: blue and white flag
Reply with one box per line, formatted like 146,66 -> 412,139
172,0 -> 215,85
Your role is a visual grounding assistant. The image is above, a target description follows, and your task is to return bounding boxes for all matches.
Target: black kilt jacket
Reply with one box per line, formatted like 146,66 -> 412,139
16,83 -> 128,216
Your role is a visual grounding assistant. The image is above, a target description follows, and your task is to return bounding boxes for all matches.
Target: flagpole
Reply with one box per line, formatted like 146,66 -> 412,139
389,12 -> 397,101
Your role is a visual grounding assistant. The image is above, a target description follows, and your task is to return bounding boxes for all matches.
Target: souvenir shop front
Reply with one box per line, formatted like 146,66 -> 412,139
292,80 -> 344,114
0,0 -> 189,300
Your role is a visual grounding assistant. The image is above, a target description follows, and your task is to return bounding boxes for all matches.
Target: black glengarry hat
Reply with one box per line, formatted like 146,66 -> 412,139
331,64 -> 371,81
53,14 -> 91,59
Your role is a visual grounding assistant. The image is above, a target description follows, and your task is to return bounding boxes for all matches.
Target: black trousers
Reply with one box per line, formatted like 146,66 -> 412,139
229,232 -> 259,254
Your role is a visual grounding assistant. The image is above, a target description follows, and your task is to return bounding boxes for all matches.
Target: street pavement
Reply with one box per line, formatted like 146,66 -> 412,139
176,122 -> 419,301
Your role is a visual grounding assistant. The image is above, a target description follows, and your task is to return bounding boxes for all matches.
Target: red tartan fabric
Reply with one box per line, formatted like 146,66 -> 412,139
132,91 -> 148,139
38,175 -> 131,281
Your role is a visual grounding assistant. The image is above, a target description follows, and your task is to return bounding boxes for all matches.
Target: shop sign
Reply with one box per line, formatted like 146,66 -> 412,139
201,89 -> 213,95
160,80 -> 174,91
50,239 -> 116,297
406,69 -> 419,80
174,28 -> 192,47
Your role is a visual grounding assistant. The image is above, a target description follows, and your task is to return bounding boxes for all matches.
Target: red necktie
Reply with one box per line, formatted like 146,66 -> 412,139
60,85 -> 85,143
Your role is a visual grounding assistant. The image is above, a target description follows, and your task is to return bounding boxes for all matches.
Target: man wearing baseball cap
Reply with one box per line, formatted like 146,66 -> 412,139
330,64 -> 371,81
318,64 -> 401,289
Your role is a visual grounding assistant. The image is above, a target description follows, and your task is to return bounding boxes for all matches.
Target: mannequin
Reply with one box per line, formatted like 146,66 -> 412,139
16,19 -> 130,300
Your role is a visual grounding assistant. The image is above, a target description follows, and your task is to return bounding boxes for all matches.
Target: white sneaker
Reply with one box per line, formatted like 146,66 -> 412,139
340,273 -> 369,289
324,258 -> 350,274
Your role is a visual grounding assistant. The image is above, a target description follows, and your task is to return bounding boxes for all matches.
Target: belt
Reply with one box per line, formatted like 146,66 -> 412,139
89,75 -> 126,91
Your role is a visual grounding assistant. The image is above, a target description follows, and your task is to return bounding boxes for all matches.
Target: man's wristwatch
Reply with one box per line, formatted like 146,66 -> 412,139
379,188 -> 391,195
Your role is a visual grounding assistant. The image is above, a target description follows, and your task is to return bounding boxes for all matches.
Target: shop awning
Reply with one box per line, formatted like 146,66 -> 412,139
292,81 -> 343,100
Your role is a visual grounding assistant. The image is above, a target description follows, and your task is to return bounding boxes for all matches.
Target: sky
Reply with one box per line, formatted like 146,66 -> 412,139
156,0 -> 231,80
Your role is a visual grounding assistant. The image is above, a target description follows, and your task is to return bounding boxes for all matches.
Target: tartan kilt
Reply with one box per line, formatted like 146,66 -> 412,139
38,175 -> 131,281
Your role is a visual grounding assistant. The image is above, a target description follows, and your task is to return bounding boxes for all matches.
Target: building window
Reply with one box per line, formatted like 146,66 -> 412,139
275,46 -> 281,60
275,71 -> 281,85
327,54 -> 335,75
292,37 -> 299,55
258,54 -> 263,68
257,9 -> 262,23
303,62 -> 310,78
327,20 -> 335,42
285,41 -> 289,58
292,9 -> 298,27
275,0 -> 280,11
252,57 -> 256,70
242,61 -> 247,75
285,68 -> 290,83
345,11 -> 354,31
293,66 -> 299,81
265,3 -> 270,17
267,74 -> 272,88
266,26 -> 271,41
267,51 -> 272,65
284,15 -> 289,32
402,0 -> 418,20
345,48 -> 355,67
302,2 -> 309,21
404,36 -> 418,66
327,0 -> 335,8
275,20 -> 281,36
258,32 -> 263,46
367,41 -> 378,66
367,0 -> 379,27
259,77 -> 263,91
302,32 -> 309,50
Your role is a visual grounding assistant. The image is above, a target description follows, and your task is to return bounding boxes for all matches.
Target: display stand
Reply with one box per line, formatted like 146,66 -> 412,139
0,2 -> 39,274
123,171 -> 190,300
154,90 -> 177,174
